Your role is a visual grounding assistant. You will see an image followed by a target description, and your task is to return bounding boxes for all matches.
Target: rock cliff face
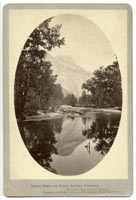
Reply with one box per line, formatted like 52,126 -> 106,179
46,54 -> 91,97
54,116 -> 94,156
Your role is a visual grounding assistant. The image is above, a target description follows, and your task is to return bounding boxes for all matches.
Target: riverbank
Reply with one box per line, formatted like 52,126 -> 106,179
24,107 -> 121,122
25,112 -> 63,122
92,108 -> 121,113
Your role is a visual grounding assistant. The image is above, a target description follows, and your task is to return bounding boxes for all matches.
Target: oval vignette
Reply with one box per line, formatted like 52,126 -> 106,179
14,14 -> 122,176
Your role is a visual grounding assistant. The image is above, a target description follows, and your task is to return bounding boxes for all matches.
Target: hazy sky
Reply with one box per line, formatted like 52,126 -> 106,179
49,14 -> 115,73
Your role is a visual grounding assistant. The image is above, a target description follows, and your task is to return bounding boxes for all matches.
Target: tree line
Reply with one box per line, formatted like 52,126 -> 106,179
79,59 -> 122,109
14,18 -> 65,119
14,17 -> 122,120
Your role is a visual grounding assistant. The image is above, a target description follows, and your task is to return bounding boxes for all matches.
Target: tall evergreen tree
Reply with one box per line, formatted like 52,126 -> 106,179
14,18 -> 65,119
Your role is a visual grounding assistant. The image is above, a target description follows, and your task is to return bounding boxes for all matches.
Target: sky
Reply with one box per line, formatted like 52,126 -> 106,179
49,14 -> 115,73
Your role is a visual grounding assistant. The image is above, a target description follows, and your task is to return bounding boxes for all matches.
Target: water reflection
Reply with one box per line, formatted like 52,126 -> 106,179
18,112 -> 121,175
82,113 -> 120,155
18,118 -> 63,173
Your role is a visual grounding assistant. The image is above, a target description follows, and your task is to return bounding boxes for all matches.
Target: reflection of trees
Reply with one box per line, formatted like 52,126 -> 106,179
82,117 -> 87,125
82,114 -> 121,155
53,118 -> 63,134
18,118 -> 63,173
67,115 -> 75,121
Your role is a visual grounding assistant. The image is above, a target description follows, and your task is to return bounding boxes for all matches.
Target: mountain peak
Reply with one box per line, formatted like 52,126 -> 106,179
46,54 -> 91,97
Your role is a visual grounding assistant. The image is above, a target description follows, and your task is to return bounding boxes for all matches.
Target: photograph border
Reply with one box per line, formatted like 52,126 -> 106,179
3,3 -> 133,197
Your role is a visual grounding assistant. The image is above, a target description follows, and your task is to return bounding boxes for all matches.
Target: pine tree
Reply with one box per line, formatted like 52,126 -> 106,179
14,18 -> 65,119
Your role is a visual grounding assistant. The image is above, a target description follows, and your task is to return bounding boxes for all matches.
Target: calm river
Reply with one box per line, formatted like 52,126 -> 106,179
18,110 -> 121,175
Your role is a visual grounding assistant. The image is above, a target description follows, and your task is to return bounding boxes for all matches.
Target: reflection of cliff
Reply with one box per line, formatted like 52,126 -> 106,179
55,116 -> 93,156
18,118 -> 63,173
82,113 -> 121,155
56,139 -> 86,156
18,112 -> 121,175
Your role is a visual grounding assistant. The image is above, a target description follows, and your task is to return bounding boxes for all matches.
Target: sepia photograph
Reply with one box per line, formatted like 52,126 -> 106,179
15,14 -> 122,176
3,3 -> 133,197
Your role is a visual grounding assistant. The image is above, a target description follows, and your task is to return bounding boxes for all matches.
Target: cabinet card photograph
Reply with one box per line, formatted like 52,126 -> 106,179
3,3 -> 133,197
